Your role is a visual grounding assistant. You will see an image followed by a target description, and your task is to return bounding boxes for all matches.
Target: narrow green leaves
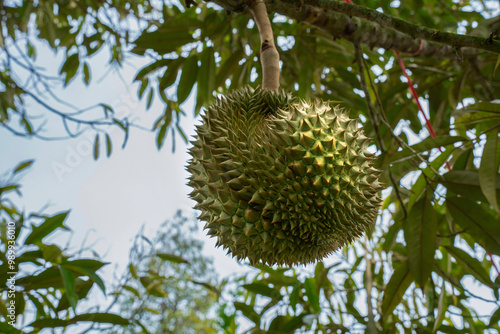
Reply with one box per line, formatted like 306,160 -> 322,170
242,283 -> 281,301
13,160 -> 34,174
479,128 -> 499,212
215,49 -> 244,88
105,134 -> 112,157
93,134 -> 100,160
159,58 -> 183,90
446,196 -> 500,255
177,55 -> 198,103
443,245 -> 492,287
382,262 -> 413,319
59,266 -> 78,310
156,253 -> 188,264
83,62 -> 90,85
407,146 -> 454,212
29,313 -> 129,328
25,212 -> 70,245
304,278 -> 321,313
132,18 -> 201,55
60,53 -> 79,86
404,189 -> 438,289
234,301 -> 260,325
441,170 -> 500,204
389,135 -> 466,164
196,46 -> 216,114
134,58 -> 171,82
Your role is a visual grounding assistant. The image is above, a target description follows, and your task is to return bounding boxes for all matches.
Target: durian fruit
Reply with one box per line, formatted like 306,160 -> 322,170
187,86 -> 382,266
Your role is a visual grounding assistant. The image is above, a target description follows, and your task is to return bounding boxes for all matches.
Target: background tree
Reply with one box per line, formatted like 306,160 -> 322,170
109,210 -> 220,334
1,0 -> 500,333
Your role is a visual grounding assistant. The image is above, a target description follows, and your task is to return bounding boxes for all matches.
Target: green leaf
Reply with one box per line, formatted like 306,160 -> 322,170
93,134 -> 100,160
156,112 -> 169,149
156,253 -> 189,264
479,128 -> 499,212
446,196 -> 500,255
407,146 -> 454,212
105,134 -> 112,157
432,279 -> 447,332
463,101 -> 500,113
123,285 -> 141,297
389,136 -> 466,163
83,61 -> 90,85
134,58 -> 171,81
146,88 -> 154,110
279,314 -> 305,332
454,102 -> 500,131
59,265 -> 78,310
243,283 -> 281,301
0,322 -> 22,334
55,279 -> 93,312
189,279 -> 221,295
404,189 -> 438,289
63,264 -> 106,294
25,212 -> 70,245
441,170 -> 500,204
13,160 -> 34,174
29,313 -> 129,328
495,55 -> 500,75
159,58 -> 183,90
196,46 -> 216,114
131,18 -> 200,55
29,318 -> 70,328
72,312 -> 129,325
138,78 -> 149,99
304,277 -> 320,313
443,245 -> 493,287
490,306 -> 500,327
382,262 -> 413,319
176,55 -> 199,104
216,49 -> 244,88
20,267 -> 63,290
60,53 -> 80,86
234,302 -> 260,325
129,264 -> 138,279
41,244 -> 64,262
66,259 -> 107,271
289,282 -> 300,312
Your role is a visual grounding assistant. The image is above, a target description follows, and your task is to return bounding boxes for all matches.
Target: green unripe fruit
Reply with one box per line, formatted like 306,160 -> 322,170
187,87 -> 382,266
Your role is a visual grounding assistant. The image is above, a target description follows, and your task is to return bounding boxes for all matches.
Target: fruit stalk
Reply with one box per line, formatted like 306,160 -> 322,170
250,0 -> 280,90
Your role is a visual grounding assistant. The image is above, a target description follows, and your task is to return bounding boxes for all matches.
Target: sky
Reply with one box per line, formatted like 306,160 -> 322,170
0,40 -> 250,289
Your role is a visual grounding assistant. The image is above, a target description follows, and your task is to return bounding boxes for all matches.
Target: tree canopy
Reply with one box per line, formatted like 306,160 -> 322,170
1,0 -> 500,333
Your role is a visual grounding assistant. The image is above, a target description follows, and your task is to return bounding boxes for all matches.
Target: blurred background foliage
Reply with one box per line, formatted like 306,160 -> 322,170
1,0 -> 500,333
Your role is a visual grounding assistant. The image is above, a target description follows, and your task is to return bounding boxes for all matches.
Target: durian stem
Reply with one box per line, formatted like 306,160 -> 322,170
250,0 -> 280,90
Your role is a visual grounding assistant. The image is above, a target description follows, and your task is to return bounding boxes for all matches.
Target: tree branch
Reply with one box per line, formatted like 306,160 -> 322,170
300,0 -> 500,55
249,0 -> 280,90
211,0 -> 495,58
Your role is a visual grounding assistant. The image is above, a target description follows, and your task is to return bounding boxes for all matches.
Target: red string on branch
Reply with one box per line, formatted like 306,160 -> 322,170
393,51 -> 437,138
394,48 -> 500,282
405,39 -> 424,56
343,0 -> 499,282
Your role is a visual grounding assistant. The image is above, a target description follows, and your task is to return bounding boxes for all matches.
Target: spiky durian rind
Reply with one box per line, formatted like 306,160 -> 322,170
187,86 -> 382,266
